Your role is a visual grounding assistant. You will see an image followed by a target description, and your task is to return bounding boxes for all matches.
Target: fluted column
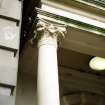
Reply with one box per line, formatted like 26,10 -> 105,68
37,19 -> 66,105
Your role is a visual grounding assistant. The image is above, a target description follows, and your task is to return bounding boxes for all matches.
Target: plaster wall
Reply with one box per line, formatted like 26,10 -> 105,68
16,73 -> 37,105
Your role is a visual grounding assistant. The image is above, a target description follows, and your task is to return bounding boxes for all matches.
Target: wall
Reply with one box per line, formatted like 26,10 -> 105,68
16,72 -> 37,105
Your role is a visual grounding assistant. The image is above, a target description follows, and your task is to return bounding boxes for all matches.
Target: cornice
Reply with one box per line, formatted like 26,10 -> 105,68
74,0 -> 105,11
36,8 -> 105,37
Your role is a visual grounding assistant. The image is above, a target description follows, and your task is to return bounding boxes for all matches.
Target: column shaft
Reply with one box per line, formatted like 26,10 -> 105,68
37,35 -> 60,105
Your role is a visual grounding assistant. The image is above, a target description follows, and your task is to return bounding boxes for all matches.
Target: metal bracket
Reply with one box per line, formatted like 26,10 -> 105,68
0,83 -> 15,96
0,15 -> 20,26
0,45 -> 18,57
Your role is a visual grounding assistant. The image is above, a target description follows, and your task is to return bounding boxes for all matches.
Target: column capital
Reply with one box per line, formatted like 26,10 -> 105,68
36,18 -> 67,48
37,18 -> 67,38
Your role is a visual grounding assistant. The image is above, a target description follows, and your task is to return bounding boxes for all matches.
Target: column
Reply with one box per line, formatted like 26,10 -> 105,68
37,19 -> 66,105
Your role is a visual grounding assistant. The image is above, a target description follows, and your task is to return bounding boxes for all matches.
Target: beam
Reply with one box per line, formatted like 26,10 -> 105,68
60,27 -> 105,58
59,66 -> 105,95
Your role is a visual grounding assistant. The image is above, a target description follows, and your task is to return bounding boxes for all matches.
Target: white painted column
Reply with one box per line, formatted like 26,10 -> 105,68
37,19 -> 66,105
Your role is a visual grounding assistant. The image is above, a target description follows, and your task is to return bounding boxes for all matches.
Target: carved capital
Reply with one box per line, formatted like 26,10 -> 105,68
37,19 -> 67,40
36,18 -> 67,48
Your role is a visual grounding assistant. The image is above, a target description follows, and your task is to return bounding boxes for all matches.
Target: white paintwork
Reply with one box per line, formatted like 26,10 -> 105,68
0,0 -> 21,20
0,87 -> 11,96
42,0 -> 105,23
42,4 -> 105,29
0,95 -> 15,105
0,49 -> 18,86
0,18 -> 20,49
0,0 -> 22,105
37,33 -> 60,105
